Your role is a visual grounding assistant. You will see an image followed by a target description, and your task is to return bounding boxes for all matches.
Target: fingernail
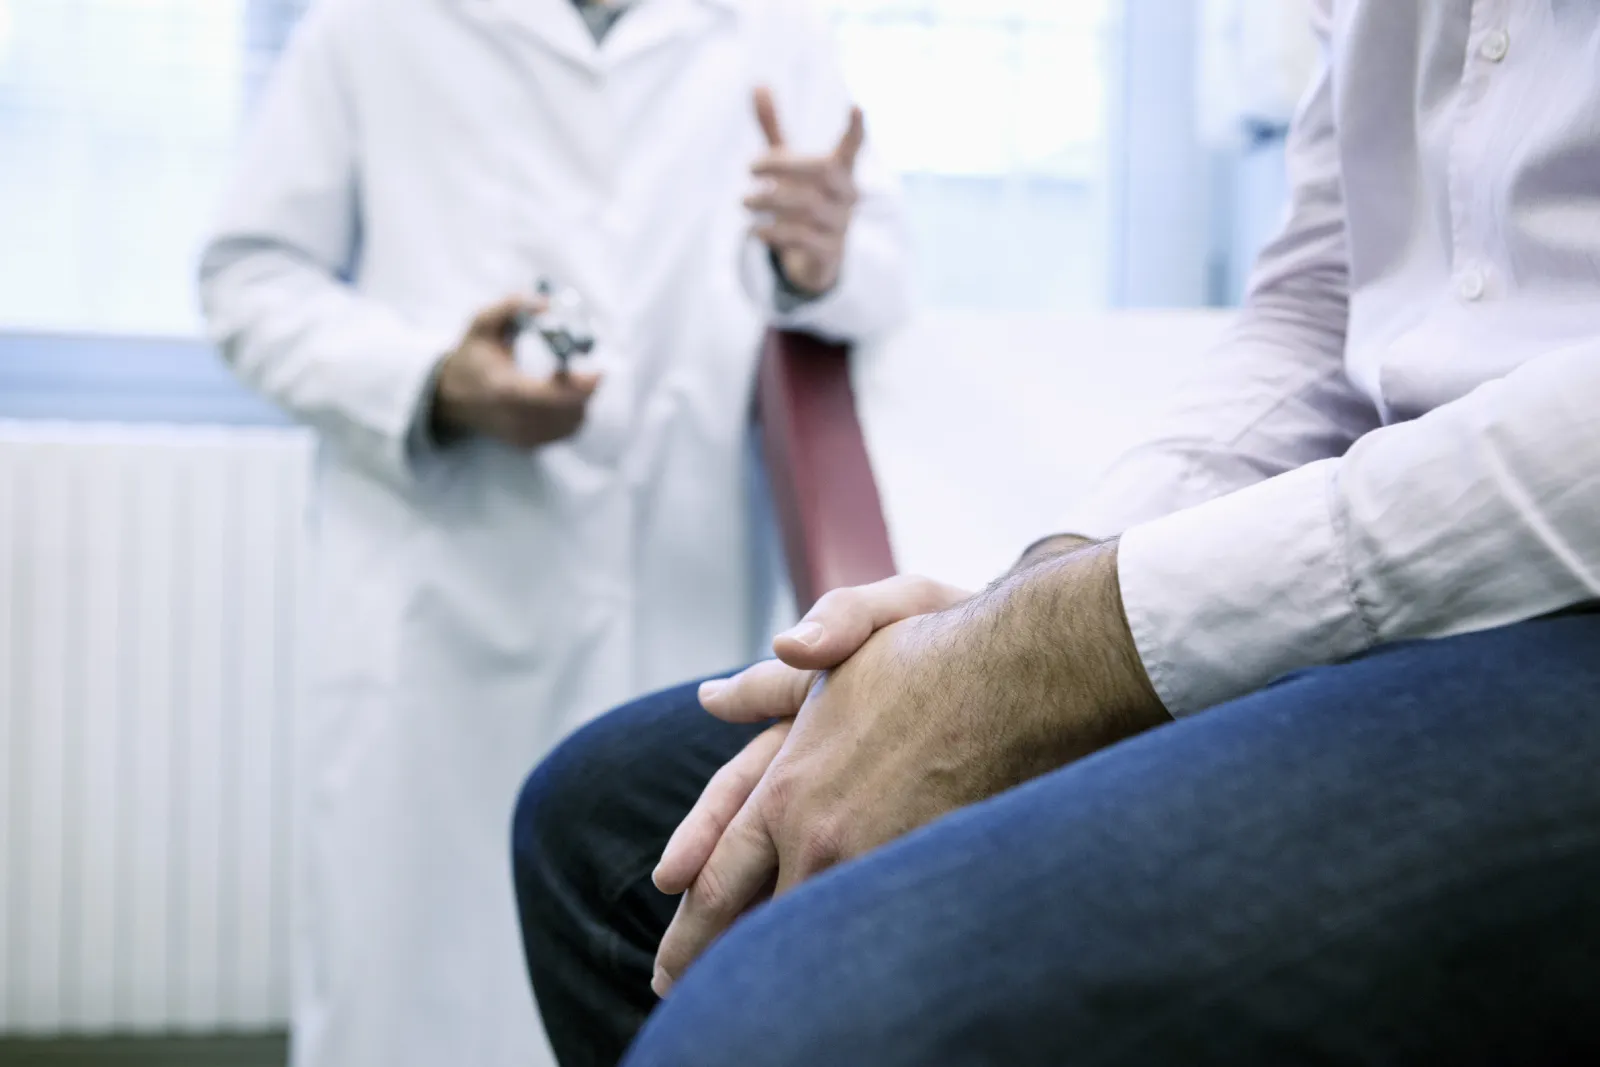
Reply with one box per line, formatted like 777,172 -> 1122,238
698,679 -> 728,704
781,621 -> 825,648
652,967 -> 671,998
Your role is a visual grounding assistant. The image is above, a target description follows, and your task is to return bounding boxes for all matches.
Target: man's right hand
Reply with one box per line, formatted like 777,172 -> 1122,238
430,295 -> 601,448
651,541 -> 1100,898
652,574 -> 970,896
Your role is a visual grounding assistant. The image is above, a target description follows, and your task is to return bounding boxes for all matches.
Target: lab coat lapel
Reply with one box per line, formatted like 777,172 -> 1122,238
602,0 -> 738,70
468,0 -> 603,75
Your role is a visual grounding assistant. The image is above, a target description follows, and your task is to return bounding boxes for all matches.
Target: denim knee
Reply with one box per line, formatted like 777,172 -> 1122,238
511,707 -> 638,906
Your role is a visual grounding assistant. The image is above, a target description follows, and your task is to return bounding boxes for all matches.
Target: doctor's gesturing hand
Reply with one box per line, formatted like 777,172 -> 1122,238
746,86 -> 866,296
430,295 -> 602,449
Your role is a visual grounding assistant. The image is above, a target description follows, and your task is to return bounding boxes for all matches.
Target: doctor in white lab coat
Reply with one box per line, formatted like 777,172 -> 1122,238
198,1 -> 910,1064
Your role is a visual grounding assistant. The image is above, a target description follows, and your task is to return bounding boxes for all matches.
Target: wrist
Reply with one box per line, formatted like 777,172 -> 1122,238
967,541 -> 1168,759
427,351 -> 473,444
1012,533 -> 1096,574
772,248 -> 836,302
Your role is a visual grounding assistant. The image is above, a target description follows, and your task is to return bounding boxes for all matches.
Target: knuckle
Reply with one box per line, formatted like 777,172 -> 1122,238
784,667 -> 818,708
795,821 -> 844,873
655,934 -> 689,978
704,748 -> 752,796
907,573 -> 944,603
745,661 -> 788,698
724,760 -> 763,802
724,673 -> 763,706
690,864 -> 736,917
760,766 -> 802,816
887,572 -> 944,612
814,585 -> 857,618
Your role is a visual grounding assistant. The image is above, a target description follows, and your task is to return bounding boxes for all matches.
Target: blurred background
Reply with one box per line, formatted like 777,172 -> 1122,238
0,0 -> 1302,338
0,0 -> 1310,1061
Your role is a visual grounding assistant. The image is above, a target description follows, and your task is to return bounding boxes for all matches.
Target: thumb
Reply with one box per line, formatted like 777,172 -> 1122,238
470,294 -> 544,344
553,370 -> 603,399
753,85 -> 785,150
833,106 -> 866,171
772,575 -> 967,670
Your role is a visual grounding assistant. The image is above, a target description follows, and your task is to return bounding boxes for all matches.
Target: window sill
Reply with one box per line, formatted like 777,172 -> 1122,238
0,332 -> 289,426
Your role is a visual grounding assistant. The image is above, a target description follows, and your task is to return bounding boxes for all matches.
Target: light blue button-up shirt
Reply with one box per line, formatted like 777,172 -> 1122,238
1067,0 -> 1600,714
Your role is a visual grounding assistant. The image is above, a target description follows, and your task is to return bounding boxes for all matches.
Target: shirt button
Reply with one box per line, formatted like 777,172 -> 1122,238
1457,267 -> 1487,302
1480,29 -> 1510,62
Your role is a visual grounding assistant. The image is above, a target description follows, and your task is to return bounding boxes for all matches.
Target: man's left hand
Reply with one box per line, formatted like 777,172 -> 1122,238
651,543 -> 1170,996
745,86 -> 864,296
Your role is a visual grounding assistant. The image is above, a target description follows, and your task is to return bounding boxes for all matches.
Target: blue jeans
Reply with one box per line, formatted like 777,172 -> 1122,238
513,612 -> 1600,1066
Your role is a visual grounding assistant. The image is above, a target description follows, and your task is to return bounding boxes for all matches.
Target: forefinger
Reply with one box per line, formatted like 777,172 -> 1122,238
697,658 -> 817,724
653,808 -> 779,996
653,720 -> 792,895
750,155 -> 834,183
501,370 -> 603,407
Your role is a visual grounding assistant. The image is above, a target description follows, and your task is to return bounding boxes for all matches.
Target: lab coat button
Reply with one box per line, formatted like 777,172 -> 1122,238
1456,267 -> 1487,302
1480,30 -> 1509,62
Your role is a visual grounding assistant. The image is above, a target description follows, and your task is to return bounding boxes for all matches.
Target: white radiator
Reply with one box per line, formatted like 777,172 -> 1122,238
0,422 -> 313,1036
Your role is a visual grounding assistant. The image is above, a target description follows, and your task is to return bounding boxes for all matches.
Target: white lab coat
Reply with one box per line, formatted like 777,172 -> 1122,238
198,1 -> 909,1064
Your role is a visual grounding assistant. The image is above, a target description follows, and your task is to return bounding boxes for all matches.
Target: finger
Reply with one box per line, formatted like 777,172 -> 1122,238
471,293 -> 545,339
547,369 -> 603,398
697,658 -> 816,724
653,721 -> 792,895
821,162 -> 861,205
752,158 -> 857,206
500,369 -> 603,406
753,86 -> 785,150
743,189 -> 837,232
653,808 -> 779,996
772,574 -> 970,670
833,105 -> 866,171
506,411 -> 585,449
773,828 -> 839,898
750,156 -> 831,183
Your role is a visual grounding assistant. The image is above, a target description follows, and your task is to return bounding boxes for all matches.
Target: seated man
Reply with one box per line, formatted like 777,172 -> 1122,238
512,2 -> 1600,1064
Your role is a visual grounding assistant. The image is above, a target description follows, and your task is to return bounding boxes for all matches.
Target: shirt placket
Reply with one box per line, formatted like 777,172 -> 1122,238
1447,0 -> 1511,305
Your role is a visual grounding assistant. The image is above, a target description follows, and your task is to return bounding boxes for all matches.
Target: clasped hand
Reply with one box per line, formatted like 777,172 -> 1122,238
649,545 -> 1167,996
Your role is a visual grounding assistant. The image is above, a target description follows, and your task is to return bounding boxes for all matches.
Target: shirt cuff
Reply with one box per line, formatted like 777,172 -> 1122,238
403,353 -> 452,461
770,249 -> 826,313
1116,458 -> 1375,715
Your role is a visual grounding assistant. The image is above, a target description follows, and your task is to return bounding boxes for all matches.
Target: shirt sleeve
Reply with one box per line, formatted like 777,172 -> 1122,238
738,1 -> 913,343
1088,2 -> 1600,716
1068,0 -> 1593,716
1106,0 -> 1600,715
1121,337 -> 1600,715
1056,0 -> 1378,542
198,2 -> 457,490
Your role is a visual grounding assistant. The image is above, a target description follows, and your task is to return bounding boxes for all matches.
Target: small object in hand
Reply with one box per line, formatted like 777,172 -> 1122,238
513,278 -> 597,374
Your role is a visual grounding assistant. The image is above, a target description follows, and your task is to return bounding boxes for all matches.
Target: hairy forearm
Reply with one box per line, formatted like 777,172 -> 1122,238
957,541 -> 1169,777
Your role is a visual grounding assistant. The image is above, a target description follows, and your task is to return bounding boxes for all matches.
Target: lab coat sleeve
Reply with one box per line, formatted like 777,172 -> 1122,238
198,3 -> 456,490
738,1 -> 913,344
1056,0 -> 1380,542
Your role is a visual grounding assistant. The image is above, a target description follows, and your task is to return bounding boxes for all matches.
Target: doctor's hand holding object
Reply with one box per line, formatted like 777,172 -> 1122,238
746,86 -> 865,296
431,295 -> 602,449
